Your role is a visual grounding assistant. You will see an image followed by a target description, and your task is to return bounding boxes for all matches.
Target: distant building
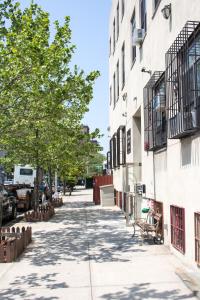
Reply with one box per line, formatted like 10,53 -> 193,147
109,0 -> 200,271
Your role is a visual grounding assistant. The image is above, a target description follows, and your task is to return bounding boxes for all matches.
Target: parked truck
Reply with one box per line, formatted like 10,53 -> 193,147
10,165 -> 36,210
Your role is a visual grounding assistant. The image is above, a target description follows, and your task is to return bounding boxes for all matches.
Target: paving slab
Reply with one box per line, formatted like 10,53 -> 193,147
0,188 -> 197,300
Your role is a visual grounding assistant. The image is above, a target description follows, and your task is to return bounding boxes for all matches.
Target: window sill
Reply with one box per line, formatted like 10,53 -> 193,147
152,0 -> 162,20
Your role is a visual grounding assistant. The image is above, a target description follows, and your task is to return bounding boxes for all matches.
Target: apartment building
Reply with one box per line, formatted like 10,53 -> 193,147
108,0 -> 200,271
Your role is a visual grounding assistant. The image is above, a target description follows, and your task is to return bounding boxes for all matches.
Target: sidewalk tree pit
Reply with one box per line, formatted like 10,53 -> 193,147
25,204 -> 55,222
0,227 -> 32,263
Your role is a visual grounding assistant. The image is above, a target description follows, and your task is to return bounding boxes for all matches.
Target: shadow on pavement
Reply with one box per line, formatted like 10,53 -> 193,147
99,283 -> 195,300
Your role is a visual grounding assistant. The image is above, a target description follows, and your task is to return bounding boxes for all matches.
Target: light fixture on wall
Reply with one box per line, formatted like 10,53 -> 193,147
161,3 -> 171,19
141,67 -> 152,75
122,112 -> 127,117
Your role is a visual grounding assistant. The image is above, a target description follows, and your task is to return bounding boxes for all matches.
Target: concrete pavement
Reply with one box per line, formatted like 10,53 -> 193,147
0,188 -> 197,300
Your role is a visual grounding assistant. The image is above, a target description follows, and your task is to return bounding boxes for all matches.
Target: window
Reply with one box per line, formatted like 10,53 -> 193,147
154,0 -> 161,11
113,19 -> 116,53
195,212 -> 200,265
112,133 -> 117,168
20,168 -> 33,176
140,0 -> 147,33
131,10 -> 136,65
107,151 -> 111,170
117,3 -> 119,40
109,139 -> 113,169
166,21 -> 200,139
127,129 -> 131,154
109,37 -> 112,56
121,0 -> 124,21
144,72 -> 167,151
116,61 -> 119,100
109,86 -> 112,105
113,72 -> 116,107
170,205 -> 185,254
121,43 -> 125,89
117,126 -> 126,166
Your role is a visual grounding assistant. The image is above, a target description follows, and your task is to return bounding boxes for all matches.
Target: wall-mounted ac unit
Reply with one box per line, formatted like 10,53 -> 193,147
183,110 -> 197,129
132,28 -> 145,46
153,95 -> 165,112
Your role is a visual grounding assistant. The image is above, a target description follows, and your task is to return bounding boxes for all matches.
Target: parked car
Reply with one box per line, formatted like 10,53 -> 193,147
0,185 -> 17,226
4,179 -> 14,185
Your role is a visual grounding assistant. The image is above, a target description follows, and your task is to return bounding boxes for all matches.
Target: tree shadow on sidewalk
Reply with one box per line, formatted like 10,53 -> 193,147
21,204 -> 147,266
99,283 -> 195,300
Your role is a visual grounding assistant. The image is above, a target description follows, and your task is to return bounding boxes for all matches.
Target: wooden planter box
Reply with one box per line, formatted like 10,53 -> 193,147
51,198 -> 63,208
0,226 -> 32,263
25,204 -> 55,222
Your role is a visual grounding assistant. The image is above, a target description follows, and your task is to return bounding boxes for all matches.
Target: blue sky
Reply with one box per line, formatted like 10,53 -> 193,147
22,0 -> 111,155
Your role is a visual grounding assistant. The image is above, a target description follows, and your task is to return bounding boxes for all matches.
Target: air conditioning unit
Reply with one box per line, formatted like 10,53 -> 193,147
132,28 -> 145,46
183,110 -> 197,130
153,95 -> 165,112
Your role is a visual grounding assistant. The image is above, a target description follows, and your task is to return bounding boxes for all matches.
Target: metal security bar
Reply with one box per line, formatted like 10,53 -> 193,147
166,21 -> 200,138
170,205 -> 185,254
144,71 -> 167,151
194,212 -> 200,265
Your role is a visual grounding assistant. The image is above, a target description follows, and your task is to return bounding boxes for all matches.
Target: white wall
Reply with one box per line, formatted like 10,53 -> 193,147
109,0 -> 200,271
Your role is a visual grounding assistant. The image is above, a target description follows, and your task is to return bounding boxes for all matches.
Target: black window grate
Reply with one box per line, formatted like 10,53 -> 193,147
144,71 -> 167,151
170,205 -> 185,254
166,21 -> 200,138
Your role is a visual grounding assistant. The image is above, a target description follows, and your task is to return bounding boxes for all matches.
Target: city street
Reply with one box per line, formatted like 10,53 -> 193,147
0,188 -> 197,300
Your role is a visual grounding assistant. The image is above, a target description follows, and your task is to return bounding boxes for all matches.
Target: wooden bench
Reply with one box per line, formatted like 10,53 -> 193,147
132,211 -> 163,244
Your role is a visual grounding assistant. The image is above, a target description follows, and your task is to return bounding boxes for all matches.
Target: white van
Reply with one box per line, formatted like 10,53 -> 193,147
14,165 -> 36,187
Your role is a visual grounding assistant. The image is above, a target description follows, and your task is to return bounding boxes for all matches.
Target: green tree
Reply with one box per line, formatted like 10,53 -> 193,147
0,1 -> 100,204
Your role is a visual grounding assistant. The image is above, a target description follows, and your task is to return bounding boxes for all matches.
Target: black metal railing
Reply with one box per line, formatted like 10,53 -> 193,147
144,71 -> 167,151
166,21 -> 200,138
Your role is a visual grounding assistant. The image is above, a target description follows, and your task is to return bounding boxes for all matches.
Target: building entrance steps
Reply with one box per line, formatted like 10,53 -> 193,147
0,188 -> 197,299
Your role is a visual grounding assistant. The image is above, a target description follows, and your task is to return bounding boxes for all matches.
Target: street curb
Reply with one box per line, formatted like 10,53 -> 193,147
175,268 -> 200,299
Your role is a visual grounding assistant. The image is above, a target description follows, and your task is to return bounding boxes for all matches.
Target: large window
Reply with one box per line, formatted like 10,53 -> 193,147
166,21 -> 200,139
121,0 -> 124,21
121,42 -> 125,89
20,168 -> 33,176
113,72 -> 116,108
116,3 -> 119,40
170,206 -> 185,254
109,86 -> 112,105
144,72 -> 167,151
140,0 -> 147,33
195,212 -> 200,265
113,19 -> 116,53
131,10 -> 136,65
116,61 -> 119,100
117,126 -> 126,166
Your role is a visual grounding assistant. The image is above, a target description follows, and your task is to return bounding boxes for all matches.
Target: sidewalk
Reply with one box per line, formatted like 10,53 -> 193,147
0,188 -> 197,300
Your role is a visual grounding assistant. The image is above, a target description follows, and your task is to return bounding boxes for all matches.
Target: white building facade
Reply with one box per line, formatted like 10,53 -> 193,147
108,0 -> 200,272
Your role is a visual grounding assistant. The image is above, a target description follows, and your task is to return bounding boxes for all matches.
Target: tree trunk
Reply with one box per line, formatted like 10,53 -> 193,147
34,129 -> 40,210
48,166 -> 53,202
63,180 -> 66,196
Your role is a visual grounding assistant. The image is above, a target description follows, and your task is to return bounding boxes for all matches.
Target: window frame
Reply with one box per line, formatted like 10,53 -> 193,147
140,0 -> 147,33
131,9 -> 136,66
121,42 -> 125,90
